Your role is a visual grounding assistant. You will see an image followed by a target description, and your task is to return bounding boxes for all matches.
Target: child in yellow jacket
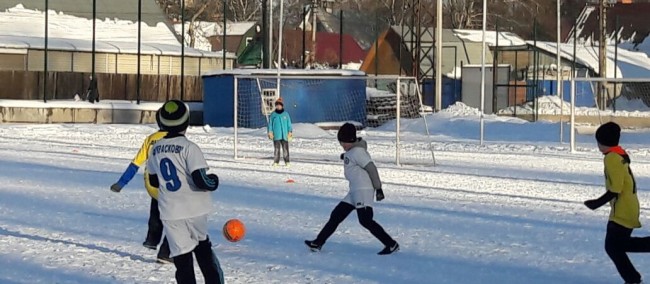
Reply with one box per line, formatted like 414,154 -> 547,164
111,109 -> 172,264
584,122 -> 650,284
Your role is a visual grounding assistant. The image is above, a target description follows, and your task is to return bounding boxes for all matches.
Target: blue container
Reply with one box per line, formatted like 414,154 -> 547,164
202,70 -> 368,128
422,78 -> 462,109
526,80 -> 596,107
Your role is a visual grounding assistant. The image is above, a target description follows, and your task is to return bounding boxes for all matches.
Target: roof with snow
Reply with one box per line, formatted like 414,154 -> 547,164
529,41 -> 650,78
0,0 -> 172,27
452,29 -> 527,47
566,3 -> 650,55
173,21 -> 256,37
0,4 -> 234,58
0,35 -> 235,58
172,21 -> 256,52
0,4 -> 178,45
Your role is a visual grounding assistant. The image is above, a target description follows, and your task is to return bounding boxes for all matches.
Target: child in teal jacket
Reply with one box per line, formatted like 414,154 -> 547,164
268,97 -> 292,166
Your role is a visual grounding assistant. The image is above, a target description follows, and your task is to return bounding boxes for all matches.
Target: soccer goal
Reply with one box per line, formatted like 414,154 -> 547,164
569,77 -> 650,152
231,74 -> 436,166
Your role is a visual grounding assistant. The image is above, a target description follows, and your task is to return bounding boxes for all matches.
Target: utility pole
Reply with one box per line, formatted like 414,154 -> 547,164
262,0 -> 272,68
311,0 -> 319,67
435,0 -> 442,112
598,0 -> 607,110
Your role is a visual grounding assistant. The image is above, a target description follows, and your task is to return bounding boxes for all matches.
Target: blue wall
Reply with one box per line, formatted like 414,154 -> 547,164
526,80 -> 596,107
203,76 -> 236,128
202,74 -> 367,128
422,79 -> 462,109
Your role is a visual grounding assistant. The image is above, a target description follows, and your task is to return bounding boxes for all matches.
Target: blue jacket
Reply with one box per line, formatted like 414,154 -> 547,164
268,110 -> 292,141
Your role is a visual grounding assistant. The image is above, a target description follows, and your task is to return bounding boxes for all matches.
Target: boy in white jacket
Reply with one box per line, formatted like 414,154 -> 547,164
305,123 -> 399,255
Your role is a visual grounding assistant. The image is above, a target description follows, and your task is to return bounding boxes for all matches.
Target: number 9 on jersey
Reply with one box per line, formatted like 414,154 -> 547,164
160,158 -> 182,192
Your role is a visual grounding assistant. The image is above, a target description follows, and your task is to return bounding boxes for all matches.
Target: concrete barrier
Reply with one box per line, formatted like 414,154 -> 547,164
0,99 -> 205,125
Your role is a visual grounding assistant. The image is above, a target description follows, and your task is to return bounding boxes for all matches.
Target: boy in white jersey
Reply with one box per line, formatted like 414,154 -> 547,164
146,100 -> 223,284
305,123 -> 399,255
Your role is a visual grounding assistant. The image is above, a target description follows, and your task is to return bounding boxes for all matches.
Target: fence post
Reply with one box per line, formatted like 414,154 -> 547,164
44,0 -> 48,103
233,76 -> 239,159
396,77 -> 401,166
570,78 -> 576,153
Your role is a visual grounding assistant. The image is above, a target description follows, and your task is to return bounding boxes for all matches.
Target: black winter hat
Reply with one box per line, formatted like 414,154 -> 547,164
337,123 -> 357,143
595,122 -> 621,147
160,100 -> 190,133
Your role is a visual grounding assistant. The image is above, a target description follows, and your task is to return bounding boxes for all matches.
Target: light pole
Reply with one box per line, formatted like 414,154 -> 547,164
435,0 -> 442,112
557,0 -> 563,142
479,0 -> 487,145
277,0 -> 284,96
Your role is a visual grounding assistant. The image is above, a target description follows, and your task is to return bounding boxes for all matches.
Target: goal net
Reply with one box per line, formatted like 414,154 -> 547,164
569,77 -> 650,152
231,74 -> 436,166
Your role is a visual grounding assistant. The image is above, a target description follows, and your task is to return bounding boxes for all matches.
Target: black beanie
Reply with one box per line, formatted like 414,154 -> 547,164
160,100 -> 190,133
337,123 -> 357,143
595,122 -> 621,147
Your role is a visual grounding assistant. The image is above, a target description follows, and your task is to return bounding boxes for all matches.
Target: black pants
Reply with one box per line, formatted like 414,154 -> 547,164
273,140 -> 290,164
146,198 -> 170,258
173,237 -> 224,284
314,202 -> 396,247
605,221 -> 650,283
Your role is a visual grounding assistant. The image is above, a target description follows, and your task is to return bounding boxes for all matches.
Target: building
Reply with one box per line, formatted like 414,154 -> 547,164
0,1 -> 235,102
173,21 -> 257,53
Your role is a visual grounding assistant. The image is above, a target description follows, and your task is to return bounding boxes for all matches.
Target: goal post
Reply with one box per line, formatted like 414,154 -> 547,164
569,77 -> 650,152
231,74 -> 436,166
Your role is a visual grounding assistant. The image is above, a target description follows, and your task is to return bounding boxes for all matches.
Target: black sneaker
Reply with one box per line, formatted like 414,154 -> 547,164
156,256 -> 173,264
378,242 -> 399,255
142,241 -> 157,250
304,240 -> 322,252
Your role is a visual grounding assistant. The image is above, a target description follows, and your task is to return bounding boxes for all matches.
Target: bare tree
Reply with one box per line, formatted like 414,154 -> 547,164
444,0 -> 482,29
227,0 -> 263,22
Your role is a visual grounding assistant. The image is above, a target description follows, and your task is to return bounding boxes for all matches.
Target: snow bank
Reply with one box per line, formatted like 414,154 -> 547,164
0,100 -> 203,111
440,102 -> 483,116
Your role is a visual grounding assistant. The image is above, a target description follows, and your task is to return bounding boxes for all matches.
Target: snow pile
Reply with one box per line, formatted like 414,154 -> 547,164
440,102 -> 483,116
0,4 -> 179,46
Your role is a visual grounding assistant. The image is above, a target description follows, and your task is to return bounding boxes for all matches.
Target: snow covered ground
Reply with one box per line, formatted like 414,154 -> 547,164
2,111 -> 650,283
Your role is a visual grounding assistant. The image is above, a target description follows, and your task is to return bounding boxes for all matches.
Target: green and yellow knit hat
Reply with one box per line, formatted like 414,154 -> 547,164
160,100 -> 190,133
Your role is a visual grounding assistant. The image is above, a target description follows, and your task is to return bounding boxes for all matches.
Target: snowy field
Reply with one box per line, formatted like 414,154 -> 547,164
2,111 -> 650,284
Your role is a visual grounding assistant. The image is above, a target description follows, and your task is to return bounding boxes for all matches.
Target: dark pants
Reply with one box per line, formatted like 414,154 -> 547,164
173,237 -> 224,284
605,221 -> 650,283
314,202 -> 396,247
273,140 -> 290,164
146,198 -> 170,258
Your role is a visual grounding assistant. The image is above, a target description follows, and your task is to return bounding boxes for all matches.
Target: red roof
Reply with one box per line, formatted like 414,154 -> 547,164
281,30 -> 366,66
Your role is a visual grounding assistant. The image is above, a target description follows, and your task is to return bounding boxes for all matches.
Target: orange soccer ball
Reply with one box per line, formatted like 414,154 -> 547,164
223,219 -> 246,242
